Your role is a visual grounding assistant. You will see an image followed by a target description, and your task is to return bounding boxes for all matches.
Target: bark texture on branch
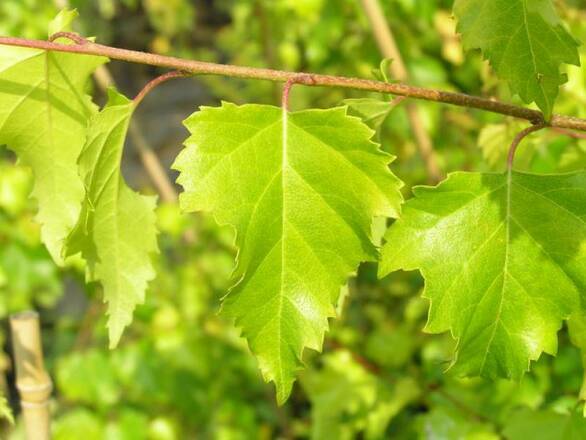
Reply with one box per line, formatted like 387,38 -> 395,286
0,36 -> 585,131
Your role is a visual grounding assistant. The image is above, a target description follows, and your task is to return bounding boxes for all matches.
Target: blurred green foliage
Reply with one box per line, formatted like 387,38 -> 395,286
0,0 -> 586,438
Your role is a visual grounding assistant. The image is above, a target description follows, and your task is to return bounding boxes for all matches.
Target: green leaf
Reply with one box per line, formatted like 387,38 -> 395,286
0,393 -> 13,425
105,408 -> 149,440
0,19 -> 107,262
54,409 -> 104,440
48,8 -> 78,36
343,98 -> 395,132
568,312 -> 586,415
66,89 -> 158,347
417,407 -> 498,440
56,349 -> 120,409
174,103 -> 402,403
503,409 -> 586,440
379,171 -> 586,379
371,58 -> 395,85
302,351 -> 419,440
453,0 -> 580,119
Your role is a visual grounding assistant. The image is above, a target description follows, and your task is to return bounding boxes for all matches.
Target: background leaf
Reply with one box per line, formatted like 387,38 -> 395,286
453,0 -> 580,118
503,408 -> 586,440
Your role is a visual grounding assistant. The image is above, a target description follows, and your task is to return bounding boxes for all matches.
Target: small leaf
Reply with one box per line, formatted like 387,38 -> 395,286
66,89 -> 158,347
379,171 -> 586,379
174,103 -> 402,403
371,58 -> 395,84
454,0 -> 580,119
344,98 -> 395,131
48,8 -> 79,36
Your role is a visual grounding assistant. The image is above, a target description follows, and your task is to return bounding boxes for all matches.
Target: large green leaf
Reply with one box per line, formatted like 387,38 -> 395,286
66,89 -> 158,347
0,16 -> 107,262
453,0 -> 580,119
379,171 -> 586,379
174,103 -> 402,402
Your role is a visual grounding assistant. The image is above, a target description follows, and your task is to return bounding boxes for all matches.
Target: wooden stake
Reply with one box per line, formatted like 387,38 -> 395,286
10,311 -> 52,440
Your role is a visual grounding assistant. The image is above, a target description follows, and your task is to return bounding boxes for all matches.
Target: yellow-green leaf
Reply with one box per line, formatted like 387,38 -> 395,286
0,15 -> 107,262
66,89 -> 158,347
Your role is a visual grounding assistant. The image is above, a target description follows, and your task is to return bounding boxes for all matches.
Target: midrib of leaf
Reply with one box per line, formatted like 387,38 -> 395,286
475,173 -> 584,373
478,170 -> 512,373
87,116 -> 129,202
278,106 -> 288,388
44,51 -> 58,221
425,185 -> 506,337
97,113 -> 132,308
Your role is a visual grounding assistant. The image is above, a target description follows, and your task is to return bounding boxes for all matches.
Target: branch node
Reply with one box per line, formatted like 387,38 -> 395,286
391,96 -> 407,107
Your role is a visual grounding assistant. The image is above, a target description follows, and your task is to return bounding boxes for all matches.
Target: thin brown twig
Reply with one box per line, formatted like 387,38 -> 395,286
507,124 -> 546,170
1,36 -> 586,131
359,0 -> 442,182
133,70 -> 191,106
